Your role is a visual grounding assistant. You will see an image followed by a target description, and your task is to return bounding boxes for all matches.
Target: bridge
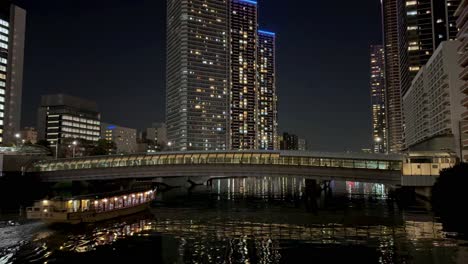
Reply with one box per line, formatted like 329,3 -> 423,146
30,151 -> 406,185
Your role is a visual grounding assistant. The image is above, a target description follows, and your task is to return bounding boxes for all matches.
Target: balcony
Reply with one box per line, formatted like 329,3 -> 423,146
460,66 -> 468,80
463,138 -> 468,148
462,110 -> 468,120
456,6 -> 468,28
463,96 -> 468,107
461,82 -> 468,95
463,122 -> 468,134
461,22 -> 468,40
459,51 -> 468,67
458,39 -> 468,53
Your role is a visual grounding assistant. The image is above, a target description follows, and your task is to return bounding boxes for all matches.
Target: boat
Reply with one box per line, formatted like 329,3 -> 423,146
26,188 -> 156,224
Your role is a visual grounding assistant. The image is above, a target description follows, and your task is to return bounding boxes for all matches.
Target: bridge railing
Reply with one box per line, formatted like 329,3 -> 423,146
32,153 -> 403,173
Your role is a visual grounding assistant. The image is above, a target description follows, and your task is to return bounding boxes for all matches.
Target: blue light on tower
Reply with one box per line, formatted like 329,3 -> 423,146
236,0 -> 257,5
258,30 -> 276,36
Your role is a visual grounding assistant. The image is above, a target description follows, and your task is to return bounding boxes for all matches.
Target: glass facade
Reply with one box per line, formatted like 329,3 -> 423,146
166,0 -> 230,151
370,45 -> 387,153
257,30 -> 277,150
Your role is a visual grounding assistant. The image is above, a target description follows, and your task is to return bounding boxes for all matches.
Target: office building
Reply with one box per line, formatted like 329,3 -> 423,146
382,0 -> 408,153
403,41 -> 464,155
0,3 -> 25,145
257,30 -> 278,150
37,94 -> 101,149
20,127 -> 37,144
101,123 -> 137,154
370,45 -> 387,153
455,0 -> 468,161
280,132 -> 298,150
166,0 -> 230,151
405,0 -> 460,95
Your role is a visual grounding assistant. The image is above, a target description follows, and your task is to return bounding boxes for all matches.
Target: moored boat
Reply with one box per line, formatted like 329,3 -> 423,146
26,188 -> 156,224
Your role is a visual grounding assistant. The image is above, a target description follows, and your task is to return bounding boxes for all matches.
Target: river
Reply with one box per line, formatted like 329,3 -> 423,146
1,177 -> 467,263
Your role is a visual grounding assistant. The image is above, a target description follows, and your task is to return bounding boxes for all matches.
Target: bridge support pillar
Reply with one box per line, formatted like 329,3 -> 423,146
304,179 -> 319,212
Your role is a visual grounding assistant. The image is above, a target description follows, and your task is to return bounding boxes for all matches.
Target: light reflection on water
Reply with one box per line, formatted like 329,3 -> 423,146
2,177 -> 468,263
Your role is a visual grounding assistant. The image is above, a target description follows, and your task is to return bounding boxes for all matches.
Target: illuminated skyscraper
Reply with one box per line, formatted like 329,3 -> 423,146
257,30 -> 277,150
166,0 -> 230,151
370,45 -> 387,153
0,3 -> 25,145
382,0 -> 407,153
229,0 -> 258,150
454,0 -> 468,161
166,0 -> 278,151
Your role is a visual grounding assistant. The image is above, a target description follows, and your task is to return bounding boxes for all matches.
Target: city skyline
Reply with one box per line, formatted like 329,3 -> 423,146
14,0 -> 383,152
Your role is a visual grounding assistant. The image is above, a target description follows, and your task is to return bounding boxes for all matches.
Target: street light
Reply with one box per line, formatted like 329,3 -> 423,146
14,133 -> 21,146
72,140 -> 78,158
51,140 -> 59,159
167,141 -> 172,152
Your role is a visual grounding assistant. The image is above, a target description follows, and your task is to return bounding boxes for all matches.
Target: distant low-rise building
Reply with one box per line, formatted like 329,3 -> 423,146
280,133 -> 298,150
145,123 -> 167,150
20,127 -> 37,144
101,123 -> 137,154
403,41 -> 464,157
298,138 -> 307,151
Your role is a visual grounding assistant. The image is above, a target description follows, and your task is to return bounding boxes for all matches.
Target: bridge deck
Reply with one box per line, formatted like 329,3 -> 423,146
32,151 -> 403,172
30,151 -> 403,184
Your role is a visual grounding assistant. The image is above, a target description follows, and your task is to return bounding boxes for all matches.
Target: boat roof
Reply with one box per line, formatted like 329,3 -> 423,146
49,187 -> 155,201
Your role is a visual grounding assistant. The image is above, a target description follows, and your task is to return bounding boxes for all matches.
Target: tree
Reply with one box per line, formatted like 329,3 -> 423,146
432,163 -> 468,212
88,139 -> 116,156
431,163 -> 468,234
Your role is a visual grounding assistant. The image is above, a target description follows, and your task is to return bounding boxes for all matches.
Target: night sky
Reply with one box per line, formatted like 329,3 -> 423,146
14,0 -> 383,152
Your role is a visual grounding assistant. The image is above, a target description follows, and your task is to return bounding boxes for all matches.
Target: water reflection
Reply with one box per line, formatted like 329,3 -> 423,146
2,177 -> 468,264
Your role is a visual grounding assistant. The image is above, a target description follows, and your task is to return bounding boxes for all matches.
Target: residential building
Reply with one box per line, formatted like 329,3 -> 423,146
37,94 -> 101,150
20,127 -> 37,144
455,0 -> 468,161
230,0 -> 258,150
257,30 -> 278,150
166,0 -> 278,151
280,132 -> 298,150
369,45 -> 387,153
382,0 -> 408,153
166,0 -> 229,151
403,41 -> 464,156
101,123 -> 137,154
0,3 -> 25,145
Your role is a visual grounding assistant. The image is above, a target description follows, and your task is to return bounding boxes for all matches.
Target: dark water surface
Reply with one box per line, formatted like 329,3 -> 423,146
1,177 -> 467,263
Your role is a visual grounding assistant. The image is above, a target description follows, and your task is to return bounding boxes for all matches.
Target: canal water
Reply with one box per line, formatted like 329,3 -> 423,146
1,177 -> 467,263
